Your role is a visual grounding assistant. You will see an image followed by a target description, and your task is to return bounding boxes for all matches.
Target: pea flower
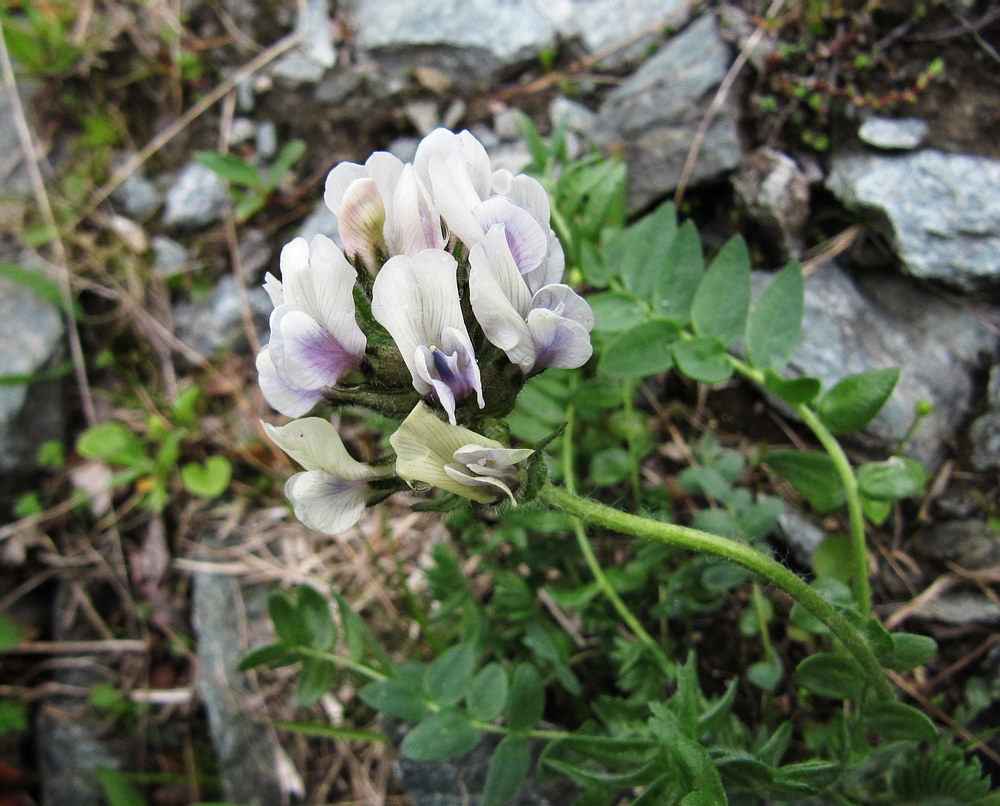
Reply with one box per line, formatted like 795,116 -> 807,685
257,236 -> 367,416
390,402 -> 533,504
324,153 -> 444,273
470,224 -> 594,373
257,235 -> 366,417
262,417 -> 394,534
371,250 -> 484,425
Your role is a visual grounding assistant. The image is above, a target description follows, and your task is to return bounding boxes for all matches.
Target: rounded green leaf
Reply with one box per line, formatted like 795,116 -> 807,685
425,642 -> 477,707
811,534 -> 854,583
866,702 -> 937,743
765,450 -> 845,513
467,662 -> 509,722
762,370 -> 822,405
587,291 -> 646,332
401,709 -> 479,761
692,235 -> 751,346
857,457 -> 926,501
76,421 -> 144,465
793,652 -> 864,699
507,663 -> 544,731
295,656 -> 335,708
358,678 -> 431,723
746,262 -> 803,371
817,368 -> 900,434
672,337 -> 733,384
877,632 -> 937,671
598,320 -> 679,379
653,219 -> 704,322
180,456 -> 232,498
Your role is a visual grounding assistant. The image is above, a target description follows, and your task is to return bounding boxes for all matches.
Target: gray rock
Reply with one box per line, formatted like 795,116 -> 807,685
909,519 -> 1000,569
537,0 -> 690,63
296,199 -> 340,244
775,506 -> 826,567
858,117 -> 929,150
151,234 -> 191,278
346,0 -> 556,88
969,365 -> 1000,471
592,15 -> 742,211
891,592 -> 1000,627
271,0 -> 336,86
0,269 -> 65,477
193,555 -> 285,806
256,120 -> 278,159
239,228 -> 273,278
173,276 -> 271,358
0,79 -> 35,199
826,150 -> 1000,290
757,261 -> 999,468
230,117 -> 258,146
731,148 -> 810,261
162,162 -> 230,228
114,173 -> 162,219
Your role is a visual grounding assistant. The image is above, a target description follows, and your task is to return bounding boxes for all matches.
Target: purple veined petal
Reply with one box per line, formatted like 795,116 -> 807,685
261,417 -> 386,479
391,165 -> 445,255
263,272 -> 284,308
526,307 -> 593,371
256,346 -> 323,418
285,470 -> 370,534
414,331 -> 483,425
270,306 -> 362,391
338,178 -> 386,274
473,198 -> 548,278
279,235 -> 366,361
521,230 -> 567,294
324,161 -> 367,218
439,326 -> 484,408
532,283 -> 595,331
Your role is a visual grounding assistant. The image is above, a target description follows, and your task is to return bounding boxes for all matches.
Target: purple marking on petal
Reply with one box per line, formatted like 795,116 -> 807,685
273,309 -> 361,390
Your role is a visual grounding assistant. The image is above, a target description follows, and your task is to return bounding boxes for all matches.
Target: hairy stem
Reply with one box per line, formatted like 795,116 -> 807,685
539,484 -> 893,701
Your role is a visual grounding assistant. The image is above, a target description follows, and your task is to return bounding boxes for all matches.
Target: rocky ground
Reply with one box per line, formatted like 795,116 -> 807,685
1,1 -> 999,804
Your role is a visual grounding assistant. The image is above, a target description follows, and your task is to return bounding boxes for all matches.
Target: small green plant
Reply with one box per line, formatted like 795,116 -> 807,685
195,139 -> 307,221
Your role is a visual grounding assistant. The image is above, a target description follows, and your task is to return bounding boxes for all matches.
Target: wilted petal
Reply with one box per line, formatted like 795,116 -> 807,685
391,402 -> 530,504
256,347 -> 323,418
338,178 -> 386,273
285,471 -> 371,534
262,417 -> 377,477
526,307 -> 593,370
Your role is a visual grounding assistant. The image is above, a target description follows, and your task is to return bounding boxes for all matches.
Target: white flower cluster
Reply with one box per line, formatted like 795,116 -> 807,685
257,129 -> 594,533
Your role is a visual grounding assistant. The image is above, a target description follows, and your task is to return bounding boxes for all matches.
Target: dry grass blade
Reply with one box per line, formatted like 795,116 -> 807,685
0,19 -> 97,426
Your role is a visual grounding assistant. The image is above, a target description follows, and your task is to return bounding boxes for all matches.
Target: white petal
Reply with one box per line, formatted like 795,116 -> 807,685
526,308 -> 593,370
390,402 -> 503,503
469,232 -> 535,372
371,250 -> 469,395
324,162 -> 366,218
428,153 -> 485,246
452,444 -> 534,471
262,417 -> 383,479
285,471 -> 370,534
492,171 -> 551,223
256,347 -> 323,417
364,151 -> 404,242
414,128 -> 491,203
391,165 -> 444,255
280,235 -> 366,360
263,272 -> 284,308
532,284 -> 595,331
443,464 -> 517,504
473,198 -> 548,277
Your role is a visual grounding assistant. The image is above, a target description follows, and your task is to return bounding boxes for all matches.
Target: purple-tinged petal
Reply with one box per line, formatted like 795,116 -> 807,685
532,284 -> 595,331
324,162 -> 366,217
270,306 -> 361,391
391,165 -> 445,255
473,198 -> 548,278
337,178 -> 386,273
526,308 -> 593,370
256,347 -> 323,418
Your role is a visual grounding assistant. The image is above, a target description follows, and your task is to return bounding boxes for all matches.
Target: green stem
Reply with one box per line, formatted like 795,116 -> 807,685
726,355 -> 872,614
295,646 -> 389,682
563,401 -> 672,671
539,484 -> 893,701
